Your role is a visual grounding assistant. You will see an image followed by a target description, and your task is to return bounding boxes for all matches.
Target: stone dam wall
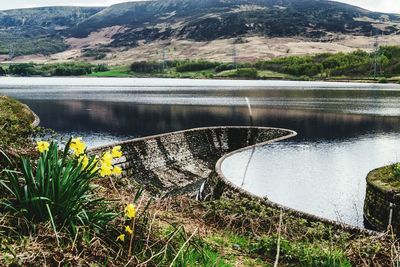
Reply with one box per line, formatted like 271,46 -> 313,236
90,126 -> 294,196
91,126 -> 374,234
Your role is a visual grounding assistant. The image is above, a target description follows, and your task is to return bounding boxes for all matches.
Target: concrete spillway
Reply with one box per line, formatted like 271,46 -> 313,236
90,126 -> 295,196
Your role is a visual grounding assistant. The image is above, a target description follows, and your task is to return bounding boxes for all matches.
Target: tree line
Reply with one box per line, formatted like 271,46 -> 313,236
0,62 -> 109,76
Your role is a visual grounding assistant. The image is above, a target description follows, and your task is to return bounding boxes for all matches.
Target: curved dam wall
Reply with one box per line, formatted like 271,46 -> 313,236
364,168 -> 400,233
91,126 -> 373,234
90,126 -> 294,196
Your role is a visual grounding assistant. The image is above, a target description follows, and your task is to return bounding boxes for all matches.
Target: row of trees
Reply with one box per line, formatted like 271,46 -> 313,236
130,60 -> 247,73
0,63 -> 109,76
255,46 -> 400,77
2,46 -> 399,78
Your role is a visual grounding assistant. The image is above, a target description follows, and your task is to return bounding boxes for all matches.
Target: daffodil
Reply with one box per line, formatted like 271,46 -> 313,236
125,225 -> 133,235
70,137 -> 86,157
112,146 -> 123,158
78,155 -> 89,168
125,204 -> 136,219
101,151 -> 113,166
36,141 -> 50,153
100,164 -> 113,177
112,166 -> 122,176
116,234 -> 125,242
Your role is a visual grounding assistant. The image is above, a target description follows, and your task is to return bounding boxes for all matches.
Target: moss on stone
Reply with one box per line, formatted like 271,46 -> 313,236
0,96 -> 35,148
367,165 -> 400,192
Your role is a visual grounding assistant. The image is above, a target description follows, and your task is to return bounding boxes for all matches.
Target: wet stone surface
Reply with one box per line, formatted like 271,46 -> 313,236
90,127 -> 291,196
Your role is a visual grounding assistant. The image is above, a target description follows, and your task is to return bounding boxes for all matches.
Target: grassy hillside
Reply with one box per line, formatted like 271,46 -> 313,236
0,0 -> 399,57
0,6 -> 103,56
68,0 -> 400,42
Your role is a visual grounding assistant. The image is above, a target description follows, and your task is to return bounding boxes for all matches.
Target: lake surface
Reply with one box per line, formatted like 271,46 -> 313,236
1,77 -> 400,227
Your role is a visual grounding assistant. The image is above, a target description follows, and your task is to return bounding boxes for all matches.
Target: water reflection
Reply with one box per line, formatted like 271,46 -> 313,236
24,99 -> 400,144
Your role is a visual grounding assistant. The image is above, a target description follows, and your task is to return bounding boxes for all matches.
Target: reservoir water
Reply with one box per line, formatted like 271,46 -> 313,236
1,77 -> 400,227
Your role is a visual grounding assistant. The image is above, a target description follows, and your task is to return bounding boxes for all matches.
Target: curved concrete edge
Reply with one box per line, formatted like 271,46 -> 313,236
21,103 -> 40,128
214,131 -> 378,236
90,126 -> 291,153
30,110 -> 40,128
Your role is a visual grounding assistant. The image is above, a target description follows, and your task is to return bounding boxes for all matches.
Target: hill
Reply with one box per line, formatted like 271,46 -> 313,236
0,6 -> 103,56
0,0 -> 399,62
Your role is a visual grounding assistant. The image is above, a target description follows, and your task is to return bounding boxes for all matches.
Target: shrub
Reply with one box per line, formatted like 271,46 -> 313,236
236,68 -> 258,78
0,138 -> 121,234
393,163 -> 400,178
378,77 -> 388,83
176,60 -> 220,72
51,63 -> 93,76
215,63 -> 236,72
0,66 -> 5,76
94,64 -> 109,72
130,61 -> 164,73
82,48 -> 111,60
8,63 -> 39,76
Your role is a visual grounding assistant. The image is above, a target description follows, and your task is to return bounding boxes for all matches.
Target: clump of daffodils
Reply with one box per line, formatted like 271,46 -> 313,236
35,139 -> 124,178
117,203 -> 137,252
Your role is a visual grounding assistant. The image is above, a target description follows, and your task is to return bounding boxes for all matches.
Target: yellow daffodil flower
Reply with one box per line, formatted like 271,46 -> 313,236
125,203 -> 136,219
125,225 -> 133,235
112,146 -> 123,158
116,234 -> 125,242
70,137 -> 86,157
101,151 -> 113,166
100,164 -> 113,177
36,141 -> 50,153
112,166 -> 122,176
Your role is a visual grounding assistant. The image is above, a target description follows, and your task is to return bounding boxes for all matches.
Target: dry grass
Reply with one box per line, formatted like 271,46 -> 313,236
7,34 -> 400,65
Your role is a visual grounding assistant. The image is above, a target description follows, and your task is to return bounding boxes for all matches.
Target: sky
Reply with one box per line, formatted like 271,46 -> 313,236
0,0 -> 399,14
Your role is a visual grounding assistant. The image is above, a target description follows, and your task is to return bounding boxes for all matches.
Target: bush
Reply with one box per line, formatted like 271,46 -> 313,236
236,68 -> 258,78
8,63 -> 39,76
51,63 -> 93,76
393,163 -> 400,178
0,66 -> 5,76
176,60 -> 220,72
378,77 -> 388,83
94,64 -> 109,72
130,61 -> 164,73
0,138 -> 120,234
215,63 -> 236,72
82,48 -> 111,60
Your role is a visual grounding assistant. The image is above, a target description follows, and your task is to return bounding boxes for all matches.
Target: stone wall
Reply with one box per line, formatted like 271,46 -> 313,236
91,126 -> 374,234
90,126 -> 294,196
364,168 -> 400,232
